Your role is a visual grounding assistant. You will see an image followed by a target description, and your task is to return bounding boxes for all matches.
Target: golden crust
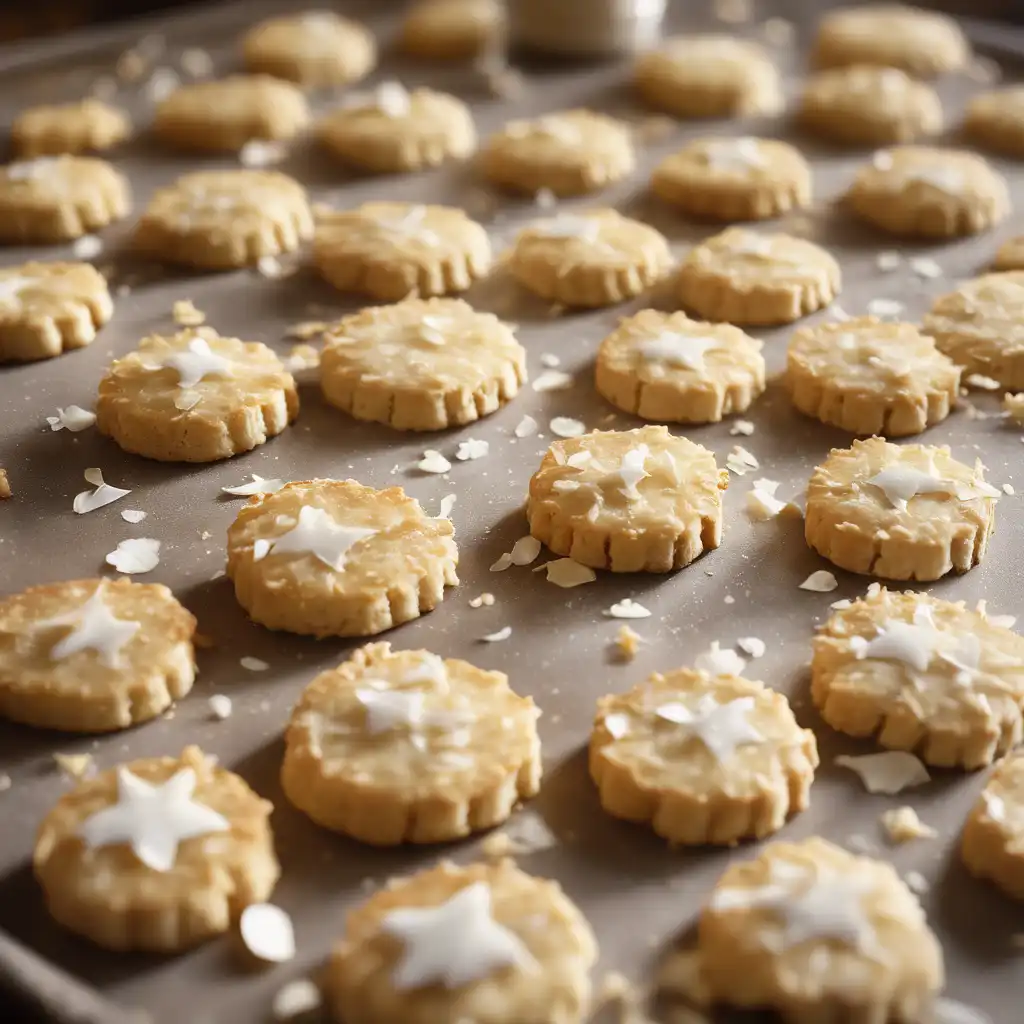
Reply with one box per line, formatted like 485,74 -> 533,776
12,99 -> 131,158
963,754 -> 1024,899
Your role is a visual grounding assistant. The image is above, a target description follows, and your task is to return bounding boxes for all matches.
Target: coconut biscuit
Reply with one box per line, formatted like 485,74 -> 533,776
226,479 -> 458,638
965,86 -> 1024,158
399,0 -> 503,60
595,309 -> 765,423
993,237 -> 1024,271
12,99 -> 130,158
963,753 -> 1024,900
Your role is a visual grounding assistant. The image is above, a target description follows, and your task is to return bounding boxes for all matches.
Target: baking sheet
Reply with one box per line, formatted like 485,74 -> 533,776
0,2 -> 1023,1022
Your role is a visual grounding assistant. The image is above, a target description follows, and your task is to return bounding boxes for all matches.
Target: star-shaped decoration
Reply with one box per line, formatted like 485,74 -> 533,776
158,337 -> 235,390
252,505 -> 377,571
36,586 -> 140,668
77,767 -> 230,872
381,881 -> 537,991
639,332 -> 719,372
850,602 -> 944,673
356,687 -> 470,752
610,444 -> 650,501
655,694 -> 763,762
866,463 -> 954,511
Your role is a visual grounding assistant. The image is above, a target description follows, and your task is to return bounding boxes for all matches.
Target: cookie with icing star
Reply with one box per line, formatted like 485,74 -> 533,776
699,836 -> 944,1023
963,753 -> 1024,899
591,668 -> 817,845
804,437 -> 999,580
327,859 -> 597,1024
813,589 -> 1024,769
96,328 -> 299,463
0,578 -> 195,733
526,425 -> 727,573
227,479 -> 459,638
281,642 -> 540,844
33,745 -> 278,951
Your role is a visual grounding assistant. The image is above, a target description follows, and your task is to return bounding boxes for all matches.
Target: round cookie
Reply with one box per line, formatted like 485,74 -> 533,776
134,169 -> 312,271
320,297 -> 525,431
0,261 -> 112,362
12,99 -> 131,158
526,424 -> 727,573
0,156 -> 130,244
314,202 -> 490,302
651,138 -> 811,222
594,309 -> 765,423
813,588 -> 1024,769
965,86 -> 1024,158
226,479 -> 459,637
154,75 -> 310,153
33,745 -> 278,951
399,0 -> 503,60
96,328 -> 299,463
678,228 -> 839,325
633,35 -> 782,118
923,272 -> 1024,389
242,11 -> 376,87
480,109 -> 634,197
0,578 -> 195,733
590,668 -> 817,845
699,837 -> 944,1023
318,84 -> 476,174
786,316 -> 960,437
506,210 -> 671,308
962,754 -> 1024,899
804,436 -> 1000,581
993,237 -> 1024,271
798,66 -> 943,146
812,4 -> 969,78
845,146 -> 1009,239
326,859 -> 596,1024
281,641 -> 540,844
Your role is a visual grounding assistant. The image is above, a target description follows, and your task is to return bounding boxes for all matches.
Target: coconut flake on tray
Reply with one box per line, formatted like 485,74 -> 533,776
73,468 -> 131,514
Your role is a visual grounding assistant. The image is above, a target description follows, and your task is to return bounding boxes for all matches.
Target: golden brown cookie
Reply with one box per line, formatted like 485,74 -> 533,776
965,86 -> 1024,158
226,479 -> 459,637
962,753 -> 1024,899
400,0 -> 503,60
12,99 -> 130,158
993,236 -> 1024,271
33,746 -> 278,951
281,642 -> 540,844
594,309 -> 765,423
652,138 -> 811,222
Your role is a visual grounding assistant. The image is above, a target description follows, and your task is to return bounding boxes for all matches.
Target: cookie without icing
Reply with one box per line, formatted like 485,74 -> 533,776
699,837 -> 944,1024
963,753 -> 1024,899
993,237 -> 1024,271
314,202 -> 491,301
226,479 -> 458,638
652,137 -> 811,222
590,669 -> 817,845
327,859 -> 596,1024
813,589 -> 1024,769
0,578 -> 195,733
134,169 -> 313,270
399,0 -> 503,60
812,4 -> 969,78
678,228 -> 839,325
846,146 -> 1009,239
0,156 -> 130,244
633,35 -> 782,118
798,66 -> 942,146
154,75 -> 310,152
506,210 -> 671,308
320,297 -> 525,431
526,425 -> 727,573
0,261 -> 112,362
242,11 -> 376,87
281,642 -> 540,844
34,745 -> 278,951
805,437 -> 999,581
923,271 -> 1024,389
786,317 -> 959,437
595,309 -> 765,423
318,83 -> 476,173
12,99 -> 130,158
96,328 -> 299,463
965,86 -> 1024,158
480,109 -> 634,197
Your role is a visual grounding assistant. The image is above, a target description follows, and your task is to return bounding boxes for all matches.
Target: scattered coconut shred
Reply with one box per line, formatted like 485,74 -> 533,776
537,558 -> 595,588
271,978 -> 322,1021
605,598 -> 652,619
613,624 -> 643,661
481,625 -> 512,643
74,467 -> 131,514
239,903 -> 295,963
880,805 -> 937,844
172,299 -> 205,326
221,474 -> 285,497
799,569 -> 838,593
836,751 -> 931,795
46,405 -> 96,432
106,537 -> 161,574
726,446 -> 759,475
417,450 -> 451,474
53,752 -> 94,780
469,592 -> 495,608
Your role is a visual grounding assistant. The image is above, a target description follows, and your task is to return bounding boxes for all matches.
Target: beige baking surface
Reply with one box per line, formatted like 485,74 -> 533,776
0,2 -> 1021,1022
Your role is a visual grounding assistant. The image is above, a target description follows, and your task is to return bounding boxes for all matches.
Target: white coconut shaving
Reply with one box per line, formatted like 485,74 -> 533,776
836,752 -> 930,794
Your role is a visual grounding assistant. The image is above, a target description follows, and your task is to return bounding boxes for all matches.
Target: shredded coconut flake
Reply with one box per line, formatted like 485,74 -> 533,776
880,805 -> 937,844
105,537 -> 161,574
736,636 -> 766,658
208,695 -> 233,720
909,256 -> 942,279
876,251 -> 901,272
481,625 -> 512,642
240,656 -> 269,672
74,468 -> 131,514
221,474 -> 285,497
867,297 -> 904,318
509,535 -> 542,566
437,493 -> 457,519
549,416 -> 585,438
726,446 -> 759,475
746,478 -> 788,520
539,558 -> 596,588
72,235 -> 103,260
965,373 -> 1002,391
605,598 -> 652,619
514,415 -> 538,438
695,641 -> 746,677
836,752 -> 930,794
455,438 -> 489,461
490,552 -> 513,572
800,570 -> 838,593
240,140 -> 287,168
46,405 -> 96,432
613,624 -> 642,660
120,509 -> 146,524
272,979 -> 322,1020
532,369 -> 573,392
417,450 -> 451,474
239,904 -> 295,963
469,592 -> 495,608
729,419 -> 755,436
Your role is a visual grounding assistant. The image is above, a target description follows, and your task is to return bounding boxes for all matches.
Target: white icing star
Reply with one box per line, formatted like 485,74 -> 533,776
614,444 -> 650,501
158,337 -> 235,389
252,505 -> 377,571
638,332 -> 719,372
36,587 -> 140,668
78,767 -> 229,872
356,688 -> 467,751
0,274 -> 34,307
866,463 -> 953,511
655,694 -> 763,761
381,881 -> 537,990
